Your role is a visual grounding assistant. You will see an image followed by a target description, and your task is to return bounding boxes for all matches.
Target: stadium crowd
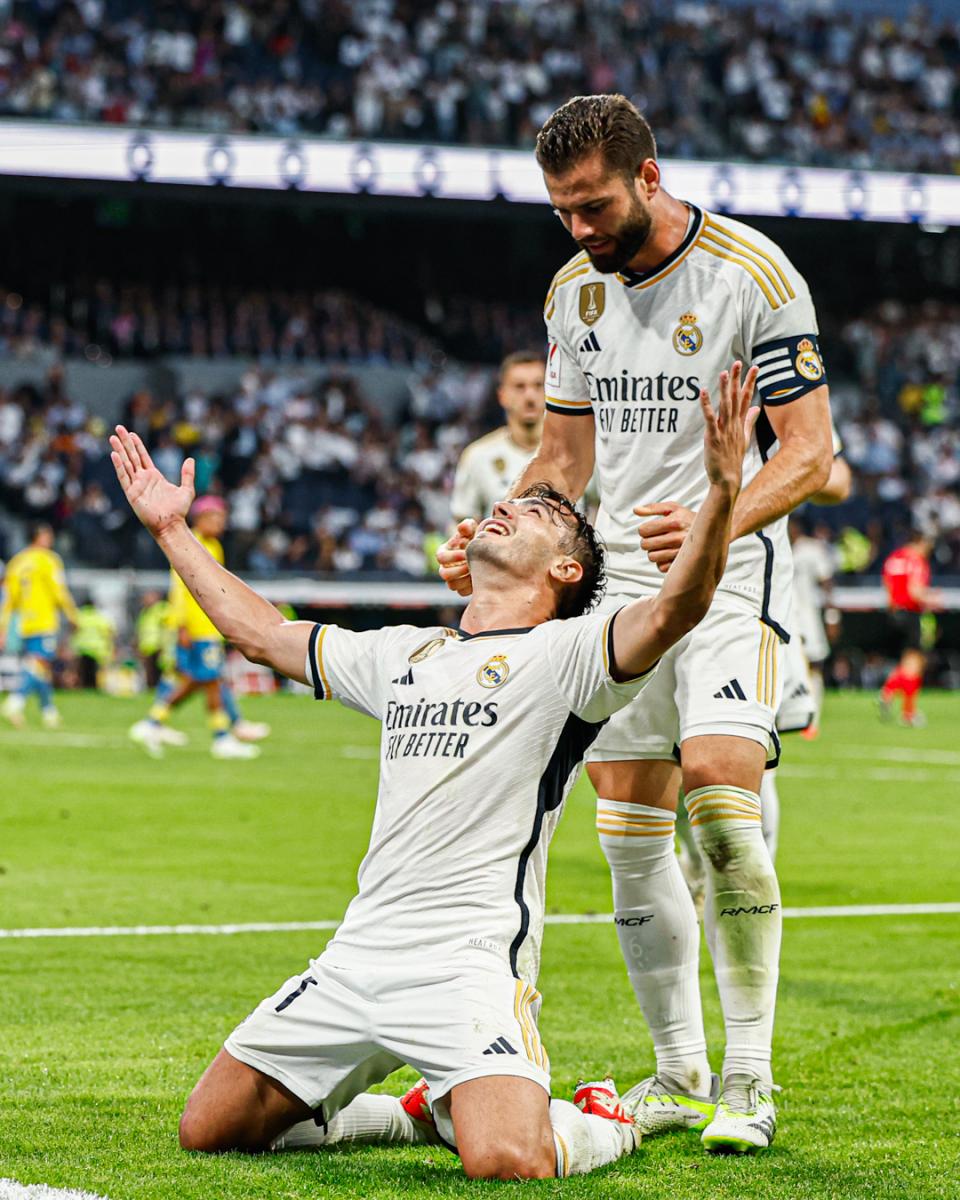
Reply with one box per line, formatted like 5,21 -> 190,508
1,1 -> 957,174
0,281 -> 543,367
0,296 -> 958,579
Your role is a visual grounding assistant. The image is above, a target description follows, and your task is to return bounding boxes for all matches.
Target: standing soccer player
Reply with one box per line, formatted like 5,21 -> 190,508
439,95 -> 834,1152
878,531 -> 937,727
108,364 -> 756,1179
0,522 -> 78,729
450,351 -> 546,523
129,496 -> 259,759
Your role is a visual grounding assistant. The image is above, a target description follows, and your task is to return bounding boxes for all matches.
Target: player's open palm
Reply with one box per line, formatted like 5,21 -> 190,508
109,424 -> 196,538
700,361 -> 759,488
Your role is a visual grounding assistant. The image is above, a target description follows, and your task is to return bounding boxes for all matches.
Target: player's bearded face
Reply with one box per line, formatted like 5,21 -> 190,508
578,188 -> 653,273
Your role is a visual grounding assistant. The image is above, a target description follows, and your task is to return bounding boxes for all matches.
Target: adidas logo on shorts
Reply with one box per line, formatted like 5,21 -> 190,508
713,678 -> 746,700
482,1036 -> 518,1056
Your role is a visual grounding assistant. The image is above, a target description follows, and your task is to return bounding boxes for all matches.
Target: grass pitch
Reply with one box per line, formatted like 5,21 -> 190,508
1,691 -> 958,1199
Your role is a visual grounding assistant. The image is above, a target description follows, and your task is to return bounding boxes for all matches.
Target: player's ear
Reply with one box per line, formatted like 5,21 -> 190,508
549,556 -> 584,587
636,158 -> 659,199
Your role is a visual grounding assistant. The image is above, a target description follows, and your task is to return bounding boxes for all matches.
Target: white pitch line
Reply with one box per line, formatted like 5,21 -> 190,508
2,904 -> 958,940
0,731 -> 128,749
778,764 -> 960,784
0,1181 -> 109,1200
833,745 -> 960,766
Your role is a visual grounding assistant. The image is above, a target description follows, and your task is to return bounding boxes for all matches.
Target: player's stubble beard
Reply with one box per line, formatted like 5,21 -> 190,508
578,192 -> 653,274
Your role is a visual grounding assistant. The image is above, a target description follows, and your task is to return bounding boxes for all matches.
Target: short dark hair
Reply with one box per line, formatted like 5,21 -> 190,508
28,521 -> 53,543
499,349 -> 545,383
517,483 -> 605,619
535,94 -> 657,181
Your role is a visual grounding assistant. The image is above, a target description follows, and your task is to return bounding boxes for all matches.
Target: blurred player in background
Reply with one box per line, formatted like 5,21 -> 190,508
71,601 -> 117,691
129,496 -> 261,759
0,522 -> 78,729
440,94 -> 834,1153
878,531 -> 938,727
450,351 -> 545,522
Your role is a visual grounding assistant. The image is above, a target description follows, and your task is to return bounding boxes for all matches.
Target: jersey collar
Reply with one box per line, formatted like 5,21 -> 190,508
617,203 -> 703,289
457,626 -> 535,640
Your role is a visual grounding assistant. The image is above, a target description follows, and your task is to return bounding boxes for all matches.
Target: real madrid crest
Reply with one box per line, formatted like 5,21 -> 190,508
795,337 -> 824,382
672,312 -> 703,356
579,282 -> 605,326
477,654 -> 510,689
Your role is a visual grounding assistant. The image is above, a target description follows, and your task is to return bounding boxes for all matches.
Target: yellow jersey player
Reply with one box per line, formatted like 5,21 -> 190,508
129,496 -> 259,760
0,522 -> 78,729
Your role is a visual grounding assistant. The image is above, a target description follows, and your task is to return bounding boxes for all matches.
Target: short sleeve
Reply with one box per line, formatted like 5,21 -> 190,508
740,241 -> 827,407
544,610 -> 656,723
305,624 -> 411,719
544,308 -> 592,417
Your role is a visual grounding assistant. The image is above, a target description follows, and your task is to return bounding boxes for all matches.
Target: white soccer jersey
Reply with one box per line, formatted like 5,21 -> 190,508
450,427 -> 538,521
544,204 -> 826,638
304,613 -> 653,985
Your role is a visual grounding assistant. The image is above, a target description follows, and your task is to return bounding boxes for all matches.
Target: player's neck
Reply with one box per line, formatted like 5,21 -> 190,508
623,190 -> 690,276
506,416 -> 543,451
460,577 -> 554,635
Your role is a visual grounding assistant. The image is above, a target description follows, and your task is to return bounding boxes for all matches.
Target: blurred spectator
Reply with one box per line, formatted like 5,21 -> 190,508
1,295 -> 959,577
1,1 -> 958,173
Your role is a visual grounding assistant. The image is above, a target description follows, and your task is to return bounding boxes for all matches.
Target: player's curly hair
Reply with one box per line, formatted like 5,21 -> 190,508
517,483 -> 606,619
535,94 -> 657,182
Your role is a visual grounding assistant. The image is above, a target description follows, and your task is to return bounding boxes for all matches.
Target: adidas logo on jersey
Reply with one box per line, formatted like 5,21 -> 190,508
392,668 -> 415,686
482,1036 -> 518,1056
579,331 -> 601,353
713,679 -> 746,700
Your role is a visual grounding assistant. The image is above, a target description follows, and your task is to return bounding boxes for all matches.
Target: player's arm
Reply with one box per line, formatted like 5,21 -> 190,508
810,454 -> 851,505
438,410 -> 597,595
109,426 -> 313,682
728,384 -> 833,539
611,365 -> 758,679
52,559 -> 79,627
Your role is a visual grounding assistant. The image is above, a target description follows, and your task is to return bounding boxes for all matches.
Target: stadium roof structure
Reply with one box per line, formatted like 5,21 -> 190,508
0,120 -> 957,229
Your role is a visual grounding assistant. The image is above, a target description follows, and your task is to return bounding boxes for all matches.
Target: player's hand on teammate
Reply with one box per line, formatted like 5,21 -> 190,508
109,425 -> 196,540
437,518 -> 478,596
635,362 -> 759,573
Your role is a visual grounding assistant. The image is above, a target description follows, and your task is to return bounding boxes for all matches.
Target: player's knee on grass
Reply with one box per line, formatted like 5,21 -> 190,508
178,1050 -> 310,1154
458,1133 -> 556,1180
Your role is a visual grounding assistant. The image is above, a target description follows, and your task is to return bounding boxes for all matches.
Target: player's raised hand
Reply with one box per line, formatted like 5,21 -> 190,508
437,518 -> 477,596
109,425 -> 196,539
700,361 -> 759,488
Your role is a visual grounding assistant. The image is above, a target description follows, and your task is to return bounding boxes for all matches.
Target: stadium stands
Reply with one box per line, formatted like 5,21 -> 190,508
0,294 -> 957,577
3,1 -> 958,173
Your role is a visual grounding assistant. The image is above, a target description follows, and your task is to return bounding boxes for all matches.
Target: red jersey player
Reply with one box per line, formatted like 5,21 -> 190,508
878,532 -> 938,726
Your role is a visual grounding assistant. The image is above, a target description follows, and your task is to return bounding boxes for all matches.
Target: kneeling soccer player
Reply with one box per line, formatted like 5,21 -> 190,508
109,364 -> 756,1180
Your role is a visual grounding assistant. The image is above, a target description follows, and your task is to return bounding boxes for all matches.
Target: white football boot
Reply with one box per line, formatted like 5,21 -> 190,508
211,733 -> 261,759
621,1073 -> 719,1136
129,719 -> 164,759
232,718 -> 271,742
573,1077 -> 642,1156
2,695 -> 26,728
41,707 -> 62,729
701,1074 -> 777,1154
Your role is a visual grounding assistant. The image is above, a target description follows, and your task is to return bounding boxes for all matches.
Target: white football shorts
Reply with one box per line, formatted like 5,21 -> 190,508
776,634 -> 816,733
591,589 -> 784,765
224,956 -> 550,1147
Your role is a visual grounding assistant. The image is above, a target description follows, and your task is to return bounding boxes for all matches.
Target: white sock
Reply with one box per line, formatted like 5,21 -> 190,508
759,770 -> 780,862
272,1094 -> 438,1149
810,669 -> 825,726
686,786 -> 781,1086
549,1099 -> 636,1175
596,799 -> 711,1095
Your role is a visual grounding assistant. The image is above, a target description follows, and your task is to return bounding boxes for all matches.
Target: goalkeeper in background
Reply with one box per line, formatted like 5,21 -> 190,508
0,522 -> 78,729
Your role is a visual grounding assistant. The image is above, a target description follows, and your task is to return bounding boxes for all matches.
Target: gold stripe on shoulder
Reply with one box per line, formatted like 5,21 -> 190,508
701,226 -> 789,304
543,257 -> 590,310
705,219 -> 795,300
696,240 -> 780,310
